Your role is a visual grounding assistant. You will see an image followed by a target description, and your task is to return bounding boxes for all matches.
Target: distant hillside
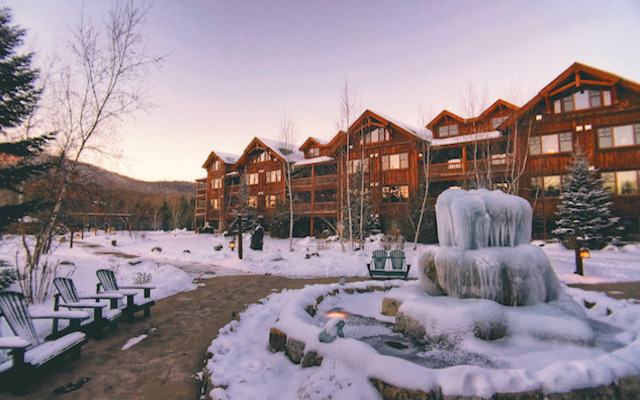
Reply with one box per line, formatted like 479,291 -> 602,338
74,162 -> 195,196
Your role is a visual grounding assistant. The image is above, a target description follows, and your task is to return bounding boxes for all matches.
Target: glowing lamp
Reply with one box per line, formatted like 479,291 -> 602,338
579,248 -> 590,258
229,240 -> 236,251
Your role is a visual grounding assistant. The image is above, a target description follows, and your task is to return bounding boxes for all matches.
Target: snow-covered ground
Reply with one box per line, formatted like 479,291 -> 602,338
2,230 -> 640,398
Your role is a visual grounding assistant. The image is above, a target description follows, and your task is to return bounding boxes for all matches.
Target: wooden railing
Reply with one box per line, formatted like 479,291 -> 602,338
291,174 -> 337,188
429,155 -> 515,176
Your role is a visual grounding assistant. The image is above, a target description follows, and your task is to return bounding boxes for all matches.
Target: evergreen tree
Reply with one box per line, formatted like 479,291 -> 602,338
553,150 -> 622,252
0,8 -> 52,233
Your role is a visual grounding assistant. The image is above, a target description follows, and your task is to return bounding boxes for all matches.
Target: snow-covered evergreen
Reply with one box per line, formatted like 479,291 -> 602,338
553,150 -> 622,249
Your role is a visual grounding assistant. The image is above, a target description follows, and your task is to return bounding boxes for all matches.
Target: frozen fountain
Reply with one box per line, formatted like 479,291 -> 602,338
256,189 -> 638,399
418,188 -> 562,306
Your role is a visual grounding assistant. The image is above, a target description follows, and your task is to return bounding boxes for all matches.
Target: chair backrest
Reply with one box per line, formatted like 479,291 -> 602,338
54,277 -> 80,303
389,249 -> 405,270
0,291 -> 40,346
372,249 -> 387,270
96,269 -> 119,291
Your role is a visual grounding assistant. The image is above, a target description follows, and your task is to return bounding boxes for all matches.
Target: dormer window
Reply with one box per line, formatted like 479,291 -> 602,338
363,127 -> 389,144
438,124 -> 458,137
308,147 -> 319,157
554,89 -> 612,114
257,152 -> 271,163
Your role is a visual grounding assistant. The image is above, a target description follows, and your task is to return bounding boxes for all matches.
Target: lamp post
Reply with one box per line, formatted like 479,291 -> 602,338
573,228 -> 589,276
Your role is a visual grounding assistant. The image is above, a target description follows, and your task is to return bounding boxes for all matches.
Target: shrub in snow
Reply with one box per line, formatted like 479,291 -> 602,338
0,265 -> 16,290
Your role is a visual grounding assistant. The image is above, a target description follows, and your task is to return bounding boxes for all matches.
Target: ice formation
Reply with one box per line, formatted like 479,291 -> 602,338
420,188 -> 561,306
436,188 -> 532,249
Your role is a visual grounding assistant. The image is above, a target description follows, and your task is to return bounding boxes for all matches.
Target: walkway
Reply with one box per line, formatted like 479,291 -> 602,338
7,275 -> 354,399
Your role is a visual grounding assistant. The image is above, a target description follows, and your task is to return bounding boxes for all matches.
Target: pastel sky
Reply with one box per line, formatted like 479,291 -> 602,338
5,0 -> 640,182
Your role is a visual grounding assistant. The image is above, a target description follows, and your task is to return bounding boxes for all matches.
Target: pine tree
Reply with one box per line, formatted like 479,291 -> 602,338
553,150 -> 622,273
0,8 -> 52,233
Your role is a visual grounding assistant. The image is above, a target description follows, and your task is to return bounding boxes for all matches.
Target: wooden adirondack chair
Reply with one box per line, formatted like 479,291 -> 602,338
0,292 -> 88,392
389,249 -> 408,270
95,269 -> 155,321
53,277 -> 124,337
367,249 -> 411,280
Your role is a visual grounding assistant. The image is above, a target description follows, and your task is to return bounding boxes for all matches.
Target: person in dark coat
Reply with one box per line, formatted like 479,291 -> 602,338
251,223 -> 264,250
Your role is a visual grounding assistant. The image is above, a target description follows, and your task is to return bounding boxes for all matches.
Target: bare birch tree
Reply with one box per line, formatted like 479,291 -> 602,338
459,83 -> 488,188
339,80 -> 359,252
412,103 -> 435,250
22,1 -> 163,292
279,114 -> 298,252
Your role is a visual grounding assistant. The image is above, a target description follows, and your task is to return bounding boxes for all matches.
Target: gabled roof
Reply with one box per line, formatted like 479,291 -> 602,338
499,62 -> 640,130
426,110 -> 465,131
202,151 -> 241,169
299,136 -> 328,152
236,136 -> 303,167
351,110 -> 428,141
475,99 -> 519,121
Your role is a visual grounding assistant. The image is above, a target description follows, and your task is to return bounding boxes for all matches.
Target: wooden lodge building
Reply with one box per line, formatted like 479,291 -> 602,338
195,63 -> 640,240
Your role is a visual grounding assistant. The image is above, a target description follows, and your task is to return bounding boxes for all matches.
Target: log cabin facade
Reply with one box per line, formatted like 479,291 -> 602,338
196,63 -> 640,240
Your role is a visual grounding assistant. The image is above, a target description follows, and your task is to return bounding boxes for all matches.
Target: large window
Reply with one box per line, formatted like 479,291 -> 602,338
210,198 -> 219,210
211,178 -> 222,189
363,127 -> 389,144
255,152 -> 271,163
554,89 -> 612,113
248,196 -> 257,208
601,170 -> 640,195
381,153 -> 409,170
382,185 -> 409,203
597,124 -> 640,148
266,195 -> 277,208
212,160 -> 221,171
438,124 -> 459,137
248,173 -> 259,185
529,132 -> 572,155
308,147 -> 319,157
348,158 -> 369,174
266,169 -> 281,183
531,176 -> 562,197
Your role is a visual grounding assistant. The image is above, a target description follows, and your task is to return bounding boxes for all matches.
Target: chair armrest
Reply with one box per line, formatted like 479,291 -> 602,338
118,285 -> 155,290
80,293 -> 124,300
30,310 -> 90,321
118,285 -> 154,298
0,336 -> 30,349
55,302 -> 106,310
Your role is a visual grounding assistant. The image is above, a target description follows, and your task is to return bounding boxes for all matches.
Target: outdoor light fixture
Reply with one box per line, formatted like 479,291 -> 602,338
229,240 -> 236,251
579,248 -> 590,258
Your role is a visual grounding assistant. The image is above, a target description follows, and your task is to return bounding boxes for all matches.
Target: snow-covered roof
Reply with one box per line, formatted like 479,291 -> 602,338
257,137 -> 304,162
309,136 -> 329,145
370,110 -> 430,141
430,130 -> 501,147
294,156 -> 334,166
225,171 -> 239,177
216,151 -> 241,165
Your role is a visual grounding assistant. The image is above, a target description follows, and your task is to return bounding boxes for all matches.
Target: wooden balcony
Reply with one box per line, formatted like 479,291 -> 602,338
293,201 -> 338,215
291,174 -> 338,190
428,155 -> 515,177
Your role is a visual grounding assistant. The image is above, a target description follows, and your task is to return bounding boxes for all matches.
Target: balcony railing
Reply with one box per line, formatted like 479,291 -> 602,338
428,155 -> 514,176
